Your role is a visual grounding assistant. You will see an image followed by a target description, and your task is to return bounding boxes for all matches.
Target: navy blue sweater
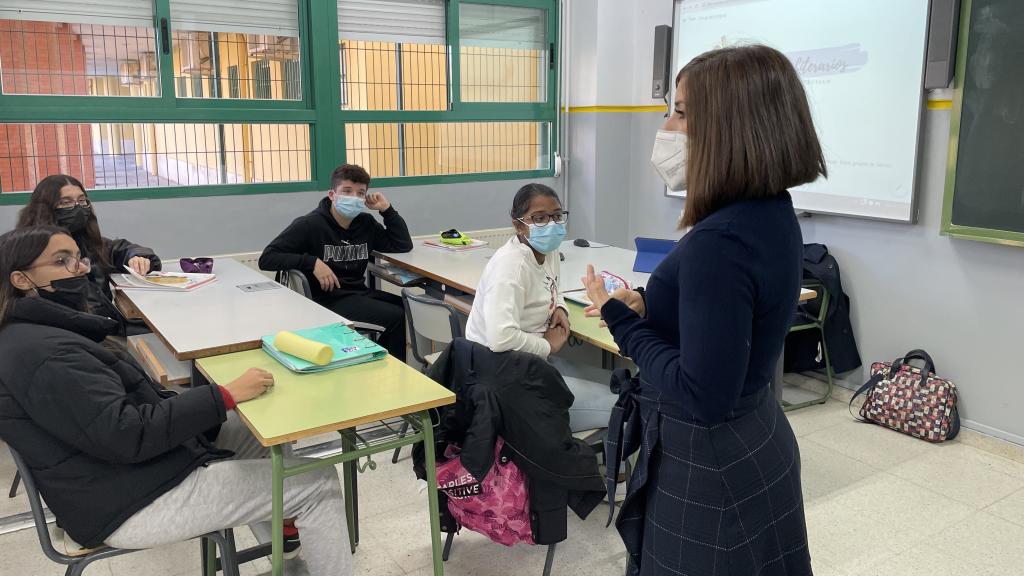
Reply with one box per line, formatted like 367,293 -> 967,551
602,192 -> 802,424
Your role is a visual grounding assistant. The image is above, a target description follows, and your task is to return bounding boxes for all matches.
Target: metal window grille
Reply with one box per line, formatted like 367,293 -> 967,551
0,122 -> 312,193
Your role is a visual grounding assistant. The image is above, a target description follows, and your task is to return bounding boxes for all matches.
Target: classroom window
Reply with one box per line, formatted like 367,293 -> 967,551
345,121 -> 550,178
458,3 -> 548,103
0,6 -> 160,97
337,0 -> 557,183
0,122 -> 312,192
337,0 -> 447,111
170,0 -> 303,100
0,0 -> 557,201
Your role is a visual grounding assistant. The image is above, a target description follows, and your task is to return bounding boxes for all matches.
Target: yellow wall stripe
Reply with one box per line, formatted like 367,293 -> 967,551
567,101 -> 954,113
564,105 -> 668,113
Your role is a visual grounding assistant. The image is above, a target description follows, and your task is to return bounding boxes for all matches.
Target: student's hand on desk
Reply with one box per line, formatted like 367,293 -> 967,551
313,259 -> 341,292
364,192 -> 391,212
127,256 -> 151,275
226,368 -> 275,403
544,324 -> 569,354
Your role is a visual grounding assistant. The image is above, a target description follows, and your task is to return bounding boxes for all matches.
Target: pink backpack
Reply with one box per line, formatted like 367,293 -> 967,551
435,437 -> 534,546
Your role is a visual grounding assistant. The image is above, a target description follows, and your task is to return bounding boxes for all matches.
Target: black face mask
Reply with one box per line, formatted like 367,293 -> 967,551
33,275 -> 91,312
56,205 -> 91,233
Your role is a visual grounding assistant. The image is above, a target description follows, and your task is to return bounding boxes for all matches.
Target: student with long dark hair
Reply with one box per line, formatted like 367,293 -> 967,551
17,174 -> 161,334
0,226 -> 353,576
584,45 -> 823,575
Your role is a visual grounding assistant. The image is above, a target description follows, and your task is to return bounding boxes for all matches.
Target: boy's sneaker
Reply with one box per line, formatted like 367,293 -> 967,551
282,529 -> 301,560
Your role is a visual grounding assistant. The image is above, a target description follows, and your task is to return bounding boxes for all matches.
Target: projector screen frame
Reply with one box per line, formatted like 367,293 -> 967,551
665,0 -> 932,224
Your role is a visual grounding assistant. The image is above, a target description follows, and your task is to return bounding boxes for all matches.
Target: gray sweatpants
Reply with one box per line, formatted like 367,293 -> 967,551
105,412 -> 353,576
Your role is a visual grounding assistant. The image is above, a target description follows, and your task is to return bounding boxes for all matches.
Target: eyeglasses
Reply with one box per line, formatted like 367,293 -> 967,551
517,211 -> 569,227
56,198 -> 91,210
25,255 -> 91,274
180,257 -> 214,274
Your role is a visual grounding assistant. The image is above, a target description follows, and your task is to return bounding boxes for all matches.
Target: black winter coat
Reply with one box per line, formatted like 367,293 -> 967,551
415,338 -> 604,545
76,233 -> 161,334
0,297 -> 228,547
784,243 -> 862,375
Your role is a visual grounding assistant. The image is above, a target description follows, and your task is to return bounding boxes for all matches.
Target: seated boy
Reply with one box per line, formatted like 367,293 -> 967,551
259,164 -> 413,360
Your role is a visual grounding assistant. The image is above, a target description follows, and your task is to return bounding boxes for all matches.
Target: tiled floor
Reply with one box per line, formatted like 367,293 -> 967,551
1,396 -> 1023,576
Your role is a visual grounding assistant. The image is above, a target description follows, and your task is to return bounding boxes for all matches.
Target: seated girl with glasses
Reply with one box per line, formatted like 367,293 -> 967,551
0,226 -> 353,576
17,174 -> 162,335
464,183 -> 616,434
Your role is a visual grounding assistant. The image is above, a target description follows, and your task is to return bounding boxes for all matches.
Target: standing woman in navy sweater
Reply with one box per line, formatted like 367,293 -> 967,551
583,45 -> 825,575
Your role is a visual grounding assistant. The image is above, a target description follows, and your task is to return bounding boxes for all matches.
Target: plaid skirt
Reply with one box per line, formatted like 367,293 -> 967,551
605,372 -> 812,576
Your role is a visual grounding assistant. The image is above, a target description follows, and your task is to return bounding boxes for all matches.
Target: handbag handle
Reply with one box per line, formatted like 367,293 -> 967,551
891,349 -> 936,378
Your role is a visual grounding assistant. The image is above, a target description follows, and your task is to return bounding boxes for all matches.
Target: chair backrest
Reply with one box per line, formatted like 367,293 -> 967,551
8,448 -> 74,565
276,269 -> 312,299
402,288 -> 463,366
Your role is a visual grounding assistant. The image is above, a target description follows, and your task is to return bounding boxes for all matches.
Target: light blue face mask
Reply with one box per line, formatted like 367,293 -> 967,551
334,195 -> 366,219
525,222 -> 567,254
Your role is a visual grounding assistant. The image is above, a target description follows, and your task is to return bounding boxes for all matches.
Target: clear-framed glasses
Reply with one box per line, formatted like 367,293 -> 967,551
31,255 -> 92,274
518,211 -> 569,227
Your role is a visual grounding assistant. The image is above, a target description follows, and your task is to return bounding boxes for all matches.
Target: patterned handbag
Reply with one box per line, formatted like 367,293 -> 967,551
849,349 -> 960,442
435,437 -> 535,546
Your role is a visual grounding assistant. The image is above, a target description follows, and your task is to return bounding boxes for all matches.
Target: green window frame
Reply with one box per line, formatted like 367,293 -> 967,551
0,0 -> 558,205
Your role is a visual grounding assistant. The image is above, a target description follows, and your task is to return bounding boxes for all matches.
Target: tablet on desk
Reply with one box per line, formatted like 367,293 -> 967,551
633,237 -> 677,273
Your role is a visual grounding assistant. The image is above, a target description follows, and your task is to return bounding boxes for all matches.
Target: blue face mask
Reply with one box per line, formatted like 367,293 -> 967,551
525,222 -> 567,254
333,195 -> 365,219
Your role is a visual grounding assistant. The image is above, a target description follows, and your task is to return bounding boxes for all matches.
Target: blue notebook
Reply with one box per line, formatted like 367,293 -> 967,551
261,323 -> 387,373
633,237 -> 677,273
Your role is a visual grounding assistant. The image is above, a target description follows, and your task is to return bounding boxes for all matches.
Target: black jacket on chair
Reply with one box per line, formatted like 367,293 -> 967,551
0,297 -> 230,548
784,243 -> 862,374
414,338 -> 605,545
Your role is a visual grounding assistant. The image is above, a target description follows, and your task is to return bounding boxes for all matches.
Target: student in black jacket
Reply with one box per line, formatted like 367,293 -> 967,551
259,164 -> 413,360
0,226 -> 352,576
17,174 -> 161,335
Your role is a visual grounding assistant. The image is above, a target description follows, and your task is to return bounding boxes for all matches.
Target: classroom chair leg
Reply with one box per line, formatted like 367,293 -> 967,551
8,471 -> 19,498
442,532 -> 455,561
392,421 -> 410,463
542,543 -> 557,576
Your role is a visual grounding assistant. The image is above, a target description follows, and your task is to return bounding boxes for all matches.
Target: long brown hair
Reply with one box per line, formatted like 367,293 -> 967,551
0,226 -> 68,327
16,175 -> 111,272
677,45 -> 826,228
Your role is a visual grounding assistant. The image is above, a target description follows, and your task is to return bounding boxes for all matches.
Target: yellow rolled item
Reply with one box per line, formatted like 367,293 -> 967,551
273,331 -> 333,366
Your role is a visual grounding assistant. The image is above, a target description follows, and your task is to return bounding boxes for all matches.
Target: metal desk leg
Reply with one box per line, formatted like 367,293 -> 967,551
270,446 -> 285,576
341,431 -> 358,554
421,411 -> 445,576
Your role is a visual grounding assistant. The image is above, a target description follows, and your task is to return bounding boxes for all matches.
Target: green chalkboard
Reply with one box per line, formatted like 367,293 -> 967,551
942,0 -> 1024,247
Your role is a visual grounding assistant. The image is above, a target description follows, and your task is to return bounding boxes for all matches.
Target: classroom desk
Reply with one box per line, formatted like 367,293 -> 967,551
116,259 -> 347,360
377,241 -> 815,356
196,352 -> 455,576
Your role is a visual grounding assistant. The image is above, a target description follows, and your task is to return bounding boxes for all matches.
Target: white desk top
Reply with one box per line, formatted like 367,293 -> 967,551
377,240 -> 648,296
119,259 -> 347,360
375,245 -> 495,294
378,240 -> 815,301
557,243 -> 651,292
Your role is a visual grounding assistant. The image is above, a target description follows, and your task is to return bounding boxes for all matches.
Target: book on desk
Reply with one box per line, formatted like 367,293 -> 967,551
262,324 -> 387,373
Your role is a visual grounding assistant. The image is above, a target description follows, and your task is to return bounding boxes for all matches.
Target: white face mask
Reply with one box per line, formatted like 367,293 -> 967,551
651,129 -> 687,192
